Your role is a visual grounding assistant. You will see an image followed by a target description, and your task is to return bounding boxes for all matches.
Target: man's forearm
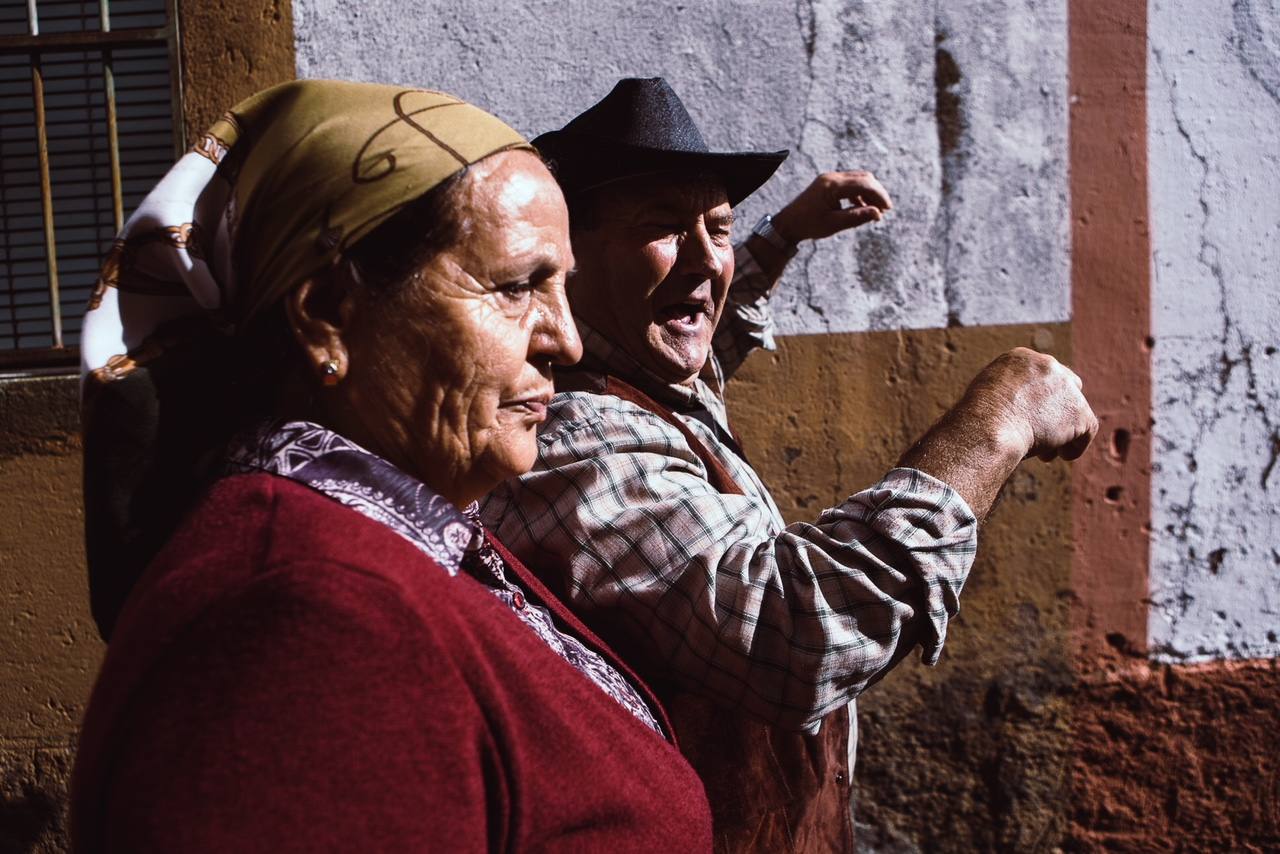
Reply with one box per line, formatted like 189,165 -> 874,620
897,399 -> 1027,522
896,347 -> 1098,520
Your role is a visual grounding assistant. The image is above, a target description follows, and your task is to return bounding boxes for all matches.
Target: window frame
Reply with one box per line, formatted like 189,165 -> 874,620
0,0 -> 184,373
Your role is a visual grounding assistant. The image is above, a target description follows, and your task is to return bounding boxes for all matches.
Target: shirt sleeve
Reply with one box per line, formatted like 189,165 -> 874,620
712,242 -> 779,380
482,395 -> 978,733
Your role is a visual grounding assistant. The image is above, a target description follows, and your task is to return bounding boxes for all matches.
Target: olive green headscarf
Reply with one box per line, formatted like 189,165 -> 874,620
83,79 -> 531,375
80,79 -> 532,639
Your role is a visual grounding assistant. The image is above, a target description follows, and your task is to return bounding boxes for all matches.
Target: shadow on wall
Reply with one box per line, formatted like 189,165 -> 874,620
0,376 -> 100,854
726,323 -> 1280,850
0,774 -> 62,854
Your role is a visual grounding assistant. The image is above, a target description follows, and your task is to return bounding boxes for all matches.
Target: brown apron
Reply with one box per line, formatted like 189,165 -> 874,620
552,372 -> 855,853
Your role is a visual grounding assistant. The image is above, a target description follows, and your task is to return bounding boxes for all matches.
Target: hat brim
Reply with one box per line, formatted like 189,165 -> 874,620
534,130 -> 788,208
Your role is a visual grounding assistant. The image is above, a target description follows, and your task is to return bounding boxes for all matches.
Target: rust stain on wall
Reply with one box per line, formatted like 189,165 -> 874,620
1069,660 -> 1280,850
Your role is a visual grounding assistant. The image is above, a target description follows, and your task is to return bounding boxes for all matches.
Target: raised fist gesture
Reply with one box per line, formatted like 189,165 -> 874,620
901,348 -> 1098,518
962,348 -> 1098,463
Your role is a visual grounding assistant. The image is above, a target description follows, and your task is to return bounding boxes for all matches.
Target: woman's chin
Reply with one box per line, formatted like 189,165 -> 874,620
479,445 -> 539,493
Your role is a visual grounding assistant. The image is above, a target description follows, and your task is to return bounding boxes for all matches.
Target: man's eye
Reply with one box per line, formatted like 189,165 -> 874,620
496,281 -> 535,300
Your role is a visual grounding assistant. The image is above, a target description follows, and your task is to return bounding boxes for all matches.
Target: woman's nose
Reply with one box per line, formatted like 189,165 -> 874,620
531,288 -> 583,367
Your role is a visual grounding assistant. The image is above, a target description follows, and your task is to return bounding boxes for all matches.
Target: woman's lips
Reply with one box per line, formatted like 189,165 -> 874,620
503,394 -> 551,421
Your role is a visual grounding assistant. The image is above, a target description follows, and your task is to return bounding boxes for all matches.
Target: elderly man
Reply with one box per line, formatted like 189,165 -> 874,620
482,78 -> 1096,852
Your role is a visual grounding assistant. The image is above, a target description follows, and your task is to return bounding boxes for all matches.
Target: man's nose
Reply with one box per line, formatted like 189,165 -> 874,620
675,224 -> 724,281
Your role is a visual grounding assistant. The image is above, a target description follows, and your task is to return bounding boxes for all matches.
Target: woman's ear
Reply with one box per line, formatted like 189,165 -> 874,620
284,263 -> 360,386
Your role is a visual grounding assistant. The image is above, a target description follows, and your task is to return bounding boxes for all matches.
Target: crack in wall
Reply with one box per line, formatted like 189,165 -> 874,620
784,0 -> 931,334
1151,44 -> 1228,636
934,9 -> 967,328
796,0 -> 816,62
1263,429 -> 1280,488
791,0 -> 831,328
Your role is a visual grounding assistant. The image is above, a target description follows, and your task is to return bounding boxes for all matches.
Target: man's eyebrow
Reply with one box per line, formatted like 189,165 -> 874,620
708,211 -> 736,227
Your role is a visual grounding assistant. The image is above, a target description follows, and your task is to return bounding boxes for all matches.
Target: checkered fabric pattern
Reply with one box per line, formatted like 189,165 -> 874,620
481,246 -> 978,732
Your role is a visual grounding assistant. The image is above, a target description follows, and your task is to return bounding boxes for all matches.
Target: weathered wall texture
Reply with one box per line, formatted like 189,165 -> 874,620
1147,0 -> 1280,663
1067,659 -> 1280,849
729,323 -> 1077,851
0,2 -> 296,851
293,0 -> 1070,335
1053,5 -> 1280,845
179,0 -> 297,144
0,376 -> 98,854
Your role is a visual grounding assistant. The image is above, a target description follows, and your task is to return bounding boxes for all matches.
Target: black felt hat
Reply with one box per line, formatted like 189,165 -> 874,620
533,78 -> 789,207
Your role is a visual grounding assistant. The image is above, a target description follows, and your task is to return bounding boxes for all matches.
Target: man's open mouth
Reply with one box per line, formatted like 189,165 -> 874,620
656,300 -> 711,331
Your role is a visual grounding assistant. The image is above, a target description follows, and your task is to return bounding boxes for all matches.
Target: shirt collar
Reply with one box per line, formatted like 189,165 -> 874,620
224,419 -> 483,574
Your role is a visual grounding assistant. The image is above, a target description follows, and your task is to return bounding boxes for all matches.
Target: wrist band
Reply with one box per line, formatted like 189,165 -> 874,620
751,214 -> 798,259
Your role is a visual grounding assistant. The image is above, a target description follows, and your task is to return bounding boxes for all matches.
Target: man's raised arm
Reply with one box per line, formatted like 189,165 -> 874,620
715,170 -> 894,378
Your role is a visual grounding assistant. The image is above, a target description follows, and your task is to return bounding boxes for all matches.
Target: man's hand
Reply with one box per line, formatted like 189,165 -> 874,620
899,348 -> 1099,519
770,170 -> 893,243
962,348 -> 1098,463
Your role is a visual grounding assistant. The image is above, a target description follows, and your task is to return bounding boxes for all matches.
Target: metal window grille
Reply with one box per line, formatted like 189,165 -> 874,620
0,0 -> 181,371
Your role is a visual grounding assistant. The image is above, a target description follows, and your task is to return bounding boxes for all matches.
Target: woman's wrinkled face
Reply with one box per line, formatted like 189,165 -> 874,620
339,151 -> 580,507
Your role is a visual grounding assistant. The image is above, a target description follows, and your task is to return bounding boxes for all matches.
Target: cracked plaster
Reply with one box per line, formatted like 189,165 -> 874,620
1148,0 -> 1280,662
293,0 -> 1069,335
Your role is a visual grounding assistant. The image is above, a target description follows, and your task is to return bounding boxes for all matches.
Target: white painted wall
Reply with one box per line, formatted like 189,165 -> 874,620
1148,0 -> 1280,661
293,0 -> 1069,335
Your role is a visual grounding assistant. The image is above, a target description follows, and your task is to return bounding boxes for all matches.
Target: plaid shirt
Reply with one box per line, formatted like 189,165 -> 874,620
481,246 -> 978,732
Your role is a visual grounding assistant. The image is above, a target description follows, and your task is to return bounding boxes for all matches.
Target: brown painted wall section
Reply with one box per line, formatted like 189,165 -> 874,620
0,2 -> 295,850
728,322 -> 1079,850
0,376 -> 95,854
179,0 -> 296,144
1068,0 -> 1152,662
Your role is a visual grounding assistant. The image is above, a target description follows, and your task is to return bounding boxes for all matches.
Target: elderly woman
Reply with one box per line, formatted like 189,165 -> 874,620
69,80 -> 711,852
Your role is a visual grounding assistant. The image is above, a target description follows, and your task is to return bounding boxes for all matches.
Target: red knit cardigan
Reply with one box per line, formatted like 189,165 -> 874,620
71,473 -> 712,852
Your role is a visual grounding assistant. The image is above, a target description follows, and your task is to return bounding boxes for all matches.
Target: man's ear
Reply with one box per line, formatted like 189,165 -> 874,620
283,264 -> 359,385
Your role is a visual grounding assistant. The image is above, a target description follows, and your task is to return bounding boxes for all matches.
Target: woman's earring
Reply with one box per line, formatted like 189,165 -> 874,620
321,358 -> 341,387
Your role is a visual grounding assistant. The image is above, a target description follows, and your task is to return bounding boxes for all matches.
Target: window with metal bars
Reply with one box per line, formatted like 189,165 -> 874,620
0,0 -> 181,371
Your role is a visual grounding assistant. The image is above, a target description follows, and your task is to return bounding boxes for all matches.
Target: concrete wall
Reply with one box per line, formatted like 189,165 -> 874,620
0,377 -> 95,854
1147,0 -> 1280,663
293,0 -> 1070,335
